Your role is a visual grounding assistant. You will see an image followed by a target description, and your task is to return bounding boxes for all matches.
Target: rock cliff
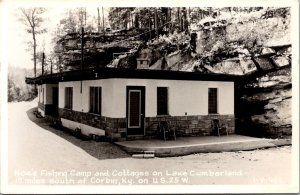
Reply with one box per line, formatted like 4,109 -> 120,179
236,67 -> 291,138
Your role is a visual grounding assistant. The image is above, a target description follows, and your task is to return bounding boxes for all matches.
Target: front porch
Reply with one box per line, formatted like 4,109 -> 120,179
28,106 -> 291,158
115,135 -> 291,157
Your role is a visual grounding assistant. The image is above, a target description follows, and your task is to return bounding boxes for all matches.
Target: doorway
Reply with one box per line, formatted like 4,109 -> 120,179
52,87 -> 59,117
126,86 -> 145,136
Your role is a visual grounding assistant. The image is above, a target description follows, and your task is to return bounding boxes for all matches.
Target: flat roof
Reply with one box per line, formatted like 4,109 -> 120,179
25,67 -> 243,85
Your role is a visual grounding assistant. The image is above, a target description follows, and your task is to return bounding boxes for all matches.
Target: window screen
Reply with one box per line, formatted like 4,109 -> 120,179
208,88 -> 218,114
90,87 -> 101,114
65,87 -> 73,109
157,87 -> 168,115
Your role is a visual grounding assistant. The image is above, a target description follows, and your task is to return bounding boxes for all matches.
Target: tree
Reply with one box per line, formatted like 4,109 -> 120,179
59,10 -> 77,34
108,8 -> 134,30
108,7 -> 179,42
47,52 -> 57,74
97,8 -> 101,33
8,67 -> 35,102
58,9 -> 96,34
19,8 -> 47,78
76,8 -> 87,28
181,7 -> 188,32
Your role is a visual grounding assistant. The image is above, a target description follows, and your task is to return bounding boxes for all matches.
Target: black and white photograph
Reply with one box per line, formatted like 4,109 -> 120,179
0,0 -> 299,194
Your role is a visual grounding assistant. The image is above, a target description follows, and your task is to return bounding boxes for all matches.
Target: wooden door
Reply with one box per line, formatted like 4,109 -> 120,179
126,86 -> 145,136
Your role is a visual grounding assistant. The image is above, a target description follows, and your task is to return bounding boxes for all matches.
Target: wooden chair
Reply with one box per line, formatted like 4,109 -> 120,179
157,121 -> 176,141
211,119 -> 228,136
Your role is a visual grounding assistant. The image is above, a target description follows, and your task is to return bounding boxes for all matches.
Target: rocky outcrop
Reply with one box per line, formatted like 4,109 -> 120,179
200,44 -> 291,76
55,32 -> 143,70
195,8 -> 291,54
204,57 -> 257,75
236,67 -> 292,138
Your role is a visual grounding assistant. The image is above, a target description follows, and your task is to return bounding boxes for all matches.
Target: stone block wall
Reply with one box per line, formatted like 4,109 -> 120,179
58,108 -> 127,141
58,108 -> 235,141
145,115 -> 235,137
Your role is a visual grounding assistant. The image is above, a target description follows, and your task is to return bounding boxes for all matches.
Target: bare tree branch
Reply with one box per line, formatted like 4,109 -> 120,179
19,7 -> 47,79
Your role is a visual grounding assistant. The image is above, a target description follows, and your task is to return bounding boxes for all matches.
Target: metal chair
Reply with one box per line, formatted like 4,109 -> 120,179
157,121 -> 176,141
211,119 -> 228,136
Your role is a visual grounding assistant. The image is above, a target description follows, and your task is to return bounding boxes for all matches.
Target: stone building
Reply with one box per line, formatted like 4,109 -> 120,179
26,67 -> 240,141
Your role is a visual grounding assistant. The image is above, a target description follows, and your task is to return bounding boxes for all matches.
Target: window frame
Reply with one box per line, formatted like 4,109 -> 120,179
39,87 -> 41,103
64,87 -> 73,110
89,86 -> 102,115
208,88 -> 218,114
157,87 -> 169,116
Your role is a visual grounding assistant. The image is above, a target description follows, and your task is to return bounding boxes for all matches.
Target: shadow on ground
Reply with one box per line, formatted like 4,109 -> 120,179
26,107 -> 130,160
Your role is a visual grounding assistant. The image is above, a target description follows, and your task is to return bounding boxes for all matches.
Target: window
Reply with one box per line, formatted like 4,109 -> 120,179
157,87 -> 168,115
90,87 -> 101,114
208,88 -> 218,114
65,87 -> 73,109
